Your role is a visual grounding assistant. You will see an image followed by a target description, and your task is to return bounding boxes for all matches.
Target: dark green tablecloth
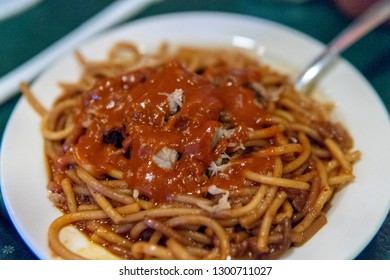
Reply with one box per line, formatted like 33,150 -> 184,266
0,0 -> 389,260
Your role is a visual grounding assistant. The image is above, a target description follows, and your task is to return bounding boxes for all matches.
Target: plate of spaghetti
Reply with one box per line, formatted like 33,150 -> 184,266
2,12 -> 390,260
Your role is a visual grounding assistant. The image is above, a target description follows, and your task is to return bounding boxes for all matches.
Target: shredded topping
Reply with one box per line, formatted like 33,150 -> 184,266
132,189 -> 139,199
152,146 -> 178,170
208,161 -> 230,178
196,185 -> 231,213
158,88 -> 183,114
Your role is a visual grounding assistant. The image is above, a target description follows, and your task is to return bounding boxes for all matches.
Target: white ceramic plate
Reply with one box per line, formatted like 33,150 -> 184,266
2,12 -> 390,260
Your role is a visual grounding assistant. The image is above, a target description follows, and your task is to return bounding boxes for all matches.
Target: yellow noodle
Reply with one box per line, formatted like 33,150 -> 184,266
20,82 -> 47,116
95,225 -> 134,249
252,143 -> 303,157
41,114 -> 74,140
61,178 -> 77,213
248,125 -> 284,139
48,203 -> 140,259
166,239 -> 198,260
131,242 -> 175,260
244,170 -> 310,190
257,191 -> 287,252
282,132 -> 311,173
166,215 -> 231,259
324,138 -> 353,173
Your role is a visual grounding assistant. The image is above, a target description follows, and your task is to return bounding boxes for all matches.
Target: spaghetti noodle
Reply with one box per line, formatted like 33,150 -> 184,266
22,42 -> 360,260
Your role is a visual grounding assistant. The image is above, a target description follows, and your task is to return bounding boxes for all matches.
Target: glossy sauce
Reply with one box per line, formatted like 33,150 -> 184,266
71,61 -> 273,202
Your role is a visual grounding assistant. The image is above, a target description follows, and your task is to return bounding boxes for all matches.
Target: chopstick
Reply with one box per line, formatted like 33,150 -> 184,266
0,0 -> 161,105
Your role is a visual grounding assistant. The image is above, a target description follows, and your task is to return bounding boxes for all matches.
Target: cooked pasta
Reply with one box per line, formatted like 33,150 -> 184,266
22,42 -> 360,260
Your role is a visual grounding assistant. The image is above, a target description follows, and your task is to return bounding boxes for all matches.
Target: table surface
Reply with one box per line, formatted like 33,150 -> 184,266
0,0 -> 389,260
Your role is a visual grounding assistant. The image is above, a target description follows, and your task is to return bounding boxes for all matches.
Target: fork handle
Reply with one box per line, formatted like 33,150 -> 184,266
295,0 -> 390,94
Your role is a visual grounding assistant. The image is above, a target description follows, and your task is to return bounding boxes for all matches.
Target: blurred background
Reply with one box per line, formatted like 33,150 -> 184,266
0,0 -> 389,260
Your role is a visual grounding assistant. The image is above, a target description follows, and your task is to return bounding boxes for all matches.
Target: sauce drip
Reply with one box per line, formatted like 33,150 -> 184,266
72,61 -> 273,202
